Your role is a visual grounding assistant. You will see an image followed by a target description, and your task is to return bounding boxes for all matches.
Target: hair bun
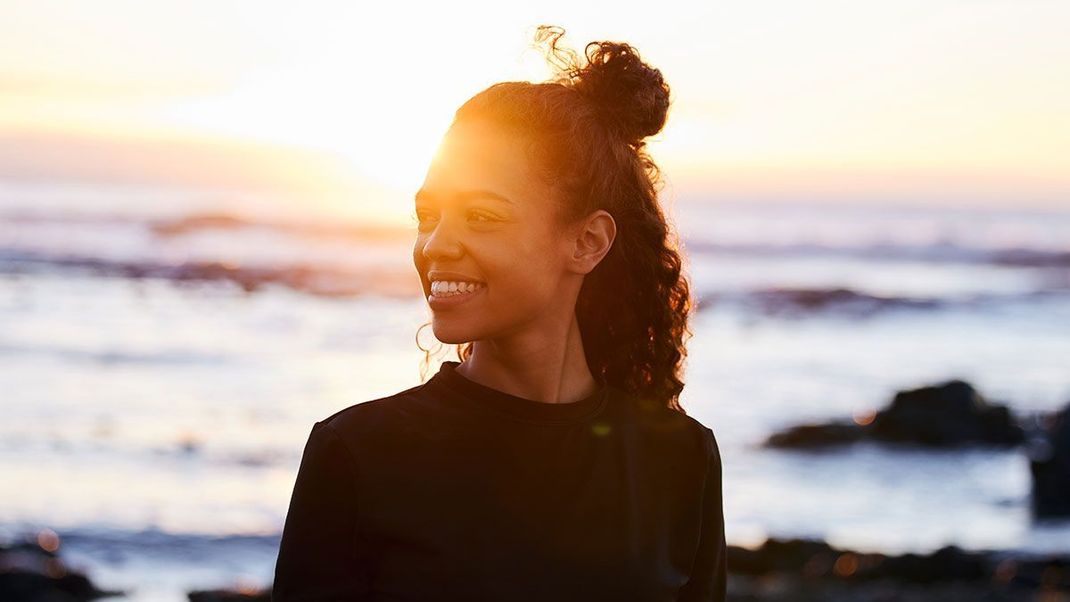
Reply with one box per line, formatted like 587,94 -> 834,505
571,41 -> 671,142
535,27 -> 671,144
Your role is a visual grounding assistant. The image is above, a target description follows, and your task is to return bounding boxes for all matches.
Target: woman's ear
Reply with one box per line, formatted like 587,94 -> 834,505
569,210 -> 616,275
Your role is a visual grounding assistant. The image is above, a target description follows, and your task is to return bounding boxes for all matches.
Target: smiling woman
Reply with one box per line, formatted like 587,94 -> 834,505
272,25 -> 726,602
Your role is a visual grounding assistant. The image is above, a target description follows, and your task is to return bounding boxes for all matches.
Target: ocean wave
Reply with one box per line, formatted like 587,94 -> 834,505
0,248 -> 416,298
138,212 -> 1070,267
683,240 -> 1070,268
148,211 -> 411,242
4,248 -> 1068,313
5,208 -> 1070,267
0,342 -> 233,365
0,524 -> 280,559
696,286 -> 1069,316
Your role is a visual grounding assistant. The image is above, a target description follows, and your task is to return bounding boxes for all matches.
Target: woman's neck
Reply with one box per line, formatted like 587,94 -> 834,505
455,314 -> 598,404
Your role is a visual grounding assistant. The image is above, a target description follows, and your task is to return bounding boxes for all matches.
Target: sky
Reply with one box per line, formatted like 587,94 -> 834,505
1,0 -> 1067,223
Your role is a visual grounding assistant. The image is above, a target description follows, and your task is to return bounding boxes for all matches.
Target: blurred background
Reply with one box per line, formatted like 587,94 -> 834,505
2,1 -> 1068,600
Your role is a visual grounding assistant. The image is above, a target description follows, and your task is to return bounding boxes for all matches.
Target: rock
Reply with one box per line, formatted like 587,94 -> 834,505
187,588 -> 270,602
0,535 -> 125,601
764,422 -> 865,448
759,287 -> 942,315
727,538 -> 992,583
875,545 -> 988,583
1026,400 -> 1070,517
728,537 -> 837,575
764,379 -> 1025,450
870,380 -> 1024,448
725,536 -> 1070,598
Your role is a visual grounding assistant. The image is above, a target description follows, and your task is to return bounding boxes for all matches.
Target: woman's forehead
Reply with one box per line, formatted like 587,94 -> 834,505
422,121 -> 538,199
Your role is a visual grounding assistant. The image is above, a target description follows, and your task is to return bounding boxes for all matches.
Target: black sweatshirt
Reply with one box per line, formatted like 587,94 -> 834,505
271,360 -> 726,601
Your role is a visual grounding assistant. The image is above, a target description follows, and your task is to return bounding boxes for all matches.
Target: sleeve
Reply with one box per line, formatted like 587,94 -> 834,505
676,426 -> 727,602
272,420 -> 371,601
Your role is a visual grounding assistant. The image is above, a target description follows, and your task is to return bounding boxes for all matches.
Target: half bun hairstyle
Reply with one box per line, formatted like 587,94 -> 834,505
547,28 -> 672,148
419,25 -> 695,413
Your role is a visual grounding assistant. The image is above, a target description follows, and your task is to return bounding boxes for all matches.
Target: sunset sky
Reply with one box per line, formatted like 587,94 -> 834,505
2,0 -> 1067,222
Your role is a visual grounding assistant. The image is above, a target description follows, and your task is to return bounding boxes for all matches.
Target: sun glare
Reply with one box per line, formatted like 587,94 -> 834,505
150,18 -> 557,198
158,63 -> 456,193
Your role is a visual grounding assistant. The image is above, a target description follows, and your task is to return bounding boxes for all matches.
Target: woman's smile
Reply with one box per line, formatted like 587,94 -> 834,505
427,281 -> 487,309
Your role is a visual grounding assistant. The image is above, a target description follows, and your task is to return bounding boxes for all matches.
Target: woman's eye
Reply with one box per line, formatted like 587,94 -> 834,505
411,210 -> 496,230
468,211 -> 496,223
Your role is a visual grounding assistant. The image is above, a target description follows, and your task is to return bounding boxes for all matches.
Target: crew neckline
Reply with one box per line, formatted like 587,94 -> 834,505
430,360 -> 609,425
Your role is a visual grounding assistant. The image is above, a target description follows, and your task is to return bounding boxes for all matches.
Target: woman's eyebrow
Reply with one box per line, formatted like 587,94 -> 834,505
414,189 -> 514,206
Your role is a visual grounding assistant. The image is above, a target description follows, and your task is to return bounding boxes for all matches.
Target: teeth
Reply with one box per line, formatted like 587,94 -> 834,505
430,280 -> 485,296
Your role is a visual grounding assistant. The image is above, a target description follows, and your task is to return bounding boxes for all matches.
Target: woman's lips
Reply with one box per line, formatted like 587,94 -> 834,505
427,283 -> 486,309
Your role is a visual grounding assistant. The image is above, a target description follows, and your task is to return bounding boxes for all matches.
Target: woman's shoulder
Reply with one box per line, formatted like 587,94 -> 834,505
314,381 -> 435,440
607,384 -> 720,461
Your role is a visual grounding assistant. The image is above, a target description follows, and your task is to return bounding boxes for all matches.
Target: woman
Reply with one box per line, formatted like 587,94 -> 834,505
272,25 -> 726,602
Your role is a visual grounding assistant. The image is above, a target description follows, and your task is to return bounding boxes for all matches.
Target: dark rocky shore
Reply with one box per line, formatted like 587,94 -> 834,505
4,530 -> 1069,601
765,379 -> 1070,520
765,379 -> 1025,449
0,531 -> 123,601
724,537 -> 1070,601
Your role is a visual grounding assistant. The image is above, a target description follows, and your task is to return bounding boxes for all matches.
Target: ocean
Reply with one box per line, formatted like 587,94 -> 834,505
2,179 -> 1068,601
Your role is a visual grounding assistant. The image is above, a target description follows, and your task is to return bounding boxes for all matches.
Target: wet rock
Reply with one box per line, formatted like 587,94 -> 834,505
725,537 -> 1070,601
728,538 -> 991,582
765,380 -> 1025,449
187,588 -> 269,602
748,287 -> 943,317
1026,400 -> 1070,517
696,287 -> 946,317
0,534 -> 124,601
0,249 -> 414,299
869,379 -> 1024,447
764,422 -> 865,448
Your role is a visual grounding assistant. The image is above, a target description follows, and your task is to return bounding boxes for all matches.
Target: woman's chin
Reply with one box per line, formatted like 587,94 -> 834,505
430,323 -> 479,346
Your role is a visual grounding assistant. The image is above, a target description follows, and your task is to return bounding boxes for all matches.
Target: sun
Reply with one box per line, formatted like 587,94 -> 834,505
146,17 -> 555,213
157,59 -> 459,194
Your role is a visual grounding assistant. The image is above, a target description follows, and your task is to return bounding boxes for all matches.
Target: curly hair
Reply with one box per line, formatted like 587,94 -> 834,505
417,25 -> 695,413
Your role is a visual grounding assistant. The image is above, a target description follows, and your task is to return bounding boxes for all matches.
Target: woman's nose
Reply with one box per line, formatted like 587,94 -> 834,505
420,219 -> 464,260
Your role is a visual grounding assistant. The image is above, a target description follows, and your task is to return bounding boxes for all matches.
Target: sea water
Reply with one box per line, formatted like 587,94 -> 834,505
1,180 -> 1068,601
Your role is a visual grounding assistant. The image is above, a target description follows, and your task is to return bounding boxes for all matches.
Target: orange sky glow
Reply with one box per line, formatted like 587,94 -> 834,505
1,1 -> 1067,223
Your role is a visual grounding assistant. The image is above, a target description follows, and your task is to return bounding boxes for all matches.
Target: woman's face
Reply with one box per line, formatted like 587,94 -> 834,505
412,120 -> 579,345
